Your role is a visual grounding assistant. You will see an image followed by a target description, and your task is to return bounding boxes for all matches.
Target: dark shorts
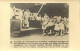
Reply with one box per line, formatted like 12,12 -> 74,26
45,25 -> 55,33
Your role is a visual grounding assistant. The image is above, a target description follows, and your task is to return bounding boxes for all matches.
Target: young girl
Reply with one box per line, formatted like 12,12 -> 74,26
54,22 -> 60,36
47,19 -> 54,35
59,20 -> 65,36
42,18 -> 48,36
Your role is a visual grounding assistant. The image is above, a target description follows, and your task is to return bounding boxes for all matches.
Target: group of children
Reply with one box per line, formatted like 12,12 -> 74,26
11,6 -> 69,36
41,15 -> 69,36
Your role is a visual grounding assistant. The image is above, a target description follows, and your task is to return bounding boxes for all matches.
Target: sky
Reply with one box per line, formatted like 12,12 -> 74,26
10,3 -> 69,18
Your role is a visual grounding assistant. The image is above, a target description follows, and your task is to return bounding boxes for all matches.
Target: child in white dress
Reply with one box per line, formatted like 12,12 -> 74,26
54,22 -> 60,36
42,18 -> 48,36
59,20 -> 65,36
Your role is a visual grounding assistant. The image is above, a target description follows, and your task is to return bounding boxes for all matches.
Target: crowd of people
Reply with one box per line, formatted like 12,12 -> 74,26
11,6 -> 69,36
41,14 -> 69,36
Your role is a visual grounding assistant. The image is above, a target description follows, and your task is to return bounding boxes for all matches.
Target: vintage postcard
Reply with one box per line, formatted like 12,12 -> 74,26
0,0 -> 80,51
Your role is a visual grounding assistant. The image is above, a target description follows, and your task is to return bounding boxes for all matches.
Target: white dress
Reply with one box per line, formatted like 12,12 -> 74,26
42,18 -> 48,29
24,11 -> 30,27
59,22 -> 64,30
47,21 -> 53,27
54,24 -> 60,31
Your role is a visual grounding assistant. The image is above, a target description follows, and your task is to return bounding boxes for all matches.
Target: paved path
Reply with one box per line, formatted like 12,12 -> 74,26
11,28 -> 69,41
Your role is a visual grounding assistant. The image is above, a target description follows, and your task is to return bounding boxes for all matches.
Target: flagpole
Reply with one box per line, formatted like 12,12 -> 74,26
37,3 -> 46,15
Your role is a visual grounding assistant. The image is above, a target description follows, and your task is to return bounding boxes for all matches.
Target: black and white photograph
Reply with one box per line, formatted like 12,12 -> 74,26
0,0 -> 80,50
10,3 -> 69,48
